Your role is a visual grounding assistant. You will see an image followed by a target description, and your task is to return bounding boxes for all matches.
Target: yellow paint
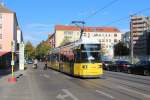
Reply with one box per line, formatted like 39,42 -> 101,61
48,60 -> 103,77
11,51 -> 14,77
74,63 -> 103,76
63,63 -> 70,74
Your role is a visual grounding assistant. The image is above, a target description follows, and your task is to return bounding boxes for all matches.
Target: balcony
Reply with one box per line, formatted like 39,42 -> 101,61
132,24 -> 146,27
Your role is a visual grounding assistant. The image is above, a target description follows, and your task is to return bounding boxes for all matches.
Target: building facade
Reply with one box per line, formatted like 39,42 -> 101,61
0,4 -> 23,69
47,34 -> 55,48
51,25 -> 122,59
122,31 -> 130,48
131,16 -> 150,56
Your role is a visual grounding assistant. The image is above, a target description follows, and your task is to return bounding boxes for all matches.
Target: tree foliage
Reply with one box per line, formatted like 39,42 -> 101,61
25,41 -> 35,60
35,41 -> 51,59
114,42 -> 129,56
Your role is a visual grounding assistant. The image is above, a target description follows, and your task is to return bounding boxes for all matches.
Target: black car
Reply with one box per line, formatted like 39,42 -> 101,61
127,61 -> 150,76
109,60 -> 132,72
102,61 -> 113,70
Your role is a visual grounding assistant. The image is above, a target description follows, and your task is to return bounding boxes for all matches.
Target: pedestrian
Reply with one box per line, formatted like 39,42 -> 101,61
33,59 -> 38,69
44,58 -> 48,70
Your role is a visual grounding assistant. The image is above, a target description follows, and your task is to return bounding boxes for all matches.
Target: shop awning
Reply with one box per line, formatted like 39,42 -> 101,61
0,52 -> 9,57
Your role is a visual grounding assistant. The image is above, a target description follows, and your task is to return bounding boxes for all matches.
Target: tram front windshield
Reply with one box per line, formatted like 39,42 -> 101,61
78,44 -> 101,63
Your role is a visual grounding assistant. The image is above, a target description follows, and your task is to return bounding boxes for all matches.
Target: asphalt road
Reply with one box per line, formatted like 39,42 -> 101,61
24,62 -> 150,100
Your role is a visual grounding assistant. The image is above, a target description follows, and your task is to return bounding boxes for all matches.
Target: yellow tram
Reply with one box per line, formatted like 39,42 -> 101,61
47,38 -> 103,78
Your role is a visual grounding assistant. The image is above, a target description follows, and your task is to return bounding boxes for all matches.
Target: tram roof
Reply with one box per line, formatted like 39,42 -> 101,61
50,38 -> 100,53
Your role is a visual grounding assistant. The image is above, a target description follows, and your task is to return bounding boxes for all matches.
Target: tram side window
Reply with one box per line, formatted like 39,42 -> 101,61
60,54 -> 63,62
75,51 -> 81,63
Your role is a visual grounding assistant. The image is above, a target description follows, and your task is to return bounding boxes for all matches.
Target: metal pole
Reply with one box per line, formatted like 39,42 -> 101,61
11,51 -> 14,77
130,16 -> 134,64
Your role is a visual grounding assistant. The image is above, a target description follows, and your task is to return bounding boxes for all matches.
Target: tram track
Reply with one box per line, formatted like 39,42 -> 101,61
105,71 -> 150,81
105,71 -> 150,86
73,78 -> 143,100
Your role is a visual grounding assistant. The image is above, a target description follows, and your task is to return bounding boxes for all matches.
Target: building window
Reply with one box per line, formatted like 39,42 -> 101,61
109,39 -> 111,42
0,45 -> 1,49
94,33 -> 98,37
106,39 -> 108,42
0,14 -> 2,24
64,31 -> 73,36
102,39 -> 105,42
114,39 -> 118,42
0,28 -> 2,39
114,34 -> 117,37
99,39 -> 101,42
0,24 -> 2,28
82,33 -> 86,37
0,34 -> 2,39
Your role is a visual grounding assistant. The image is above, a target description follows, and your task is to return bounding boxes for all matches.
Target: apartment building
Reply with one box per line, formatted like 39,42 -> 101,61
48,25 -> 122,59
47,34 -> 55,48
0,4 -> 23,68
122,31 -> 130,48
131,16 -> 150,56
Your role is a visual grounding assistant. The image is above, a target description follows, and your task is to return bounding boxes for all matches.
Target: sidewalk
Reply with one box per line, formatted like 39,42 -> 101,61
0,66 -> 32,100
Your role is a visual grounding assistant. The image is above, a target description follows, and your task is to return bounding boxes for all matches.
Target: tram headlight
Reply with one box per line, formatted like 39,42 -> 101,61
82,65 -> 87,69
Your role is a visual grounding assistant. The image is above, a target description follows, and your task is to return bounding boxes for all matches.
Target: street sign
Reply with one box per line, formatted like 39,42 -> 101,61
11,61 -> 14,66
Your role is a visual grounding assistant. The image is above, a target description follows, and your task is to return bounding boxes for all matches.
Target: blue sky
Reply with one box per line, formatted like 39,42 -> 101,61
3,0 -> 150,46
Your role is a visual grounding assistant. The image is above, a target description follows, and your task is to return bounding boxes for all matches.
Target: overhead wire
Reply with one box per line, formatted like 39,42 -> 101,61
84,0 -> 119,21
106,7 -> 150,26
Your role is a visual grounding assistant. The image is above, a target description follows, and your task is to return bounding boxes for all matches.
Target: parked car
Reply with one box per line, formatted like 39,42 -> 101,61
102,61 -> 113,70
109,60 -> 132,72
27,60 -> 33,64
127,61 -> 150,76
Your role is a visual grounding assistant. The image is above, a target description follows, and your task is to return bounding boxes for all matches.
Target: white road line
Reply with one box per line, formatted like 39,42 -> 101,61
57,89 -> 79,100
96,90 -> 115,99
52,71 -> 59,74
43,74 -> 50,78
118,86 -> 150,99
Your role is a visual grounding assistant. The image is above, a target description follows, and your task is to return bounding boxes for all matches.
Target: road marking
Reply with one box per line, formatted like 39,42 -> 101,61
96,90 -> 115,99
56,89 -> 79,100
118,86 -> 150,99
52,71 -> 59,74
43,74 -> 50,78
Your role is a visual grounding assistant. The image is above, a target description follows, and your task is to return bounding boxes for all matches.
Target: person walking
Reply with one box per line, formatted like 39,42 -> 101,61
33,59 -> 38,69
44,58 -> 48,70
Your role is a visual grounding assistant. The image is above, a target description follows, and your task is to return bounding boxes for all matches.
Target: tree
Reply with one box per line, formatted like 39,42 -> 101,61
35,41 -> 51,60
25,41 -> 35,60
114,42 -> 129,56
